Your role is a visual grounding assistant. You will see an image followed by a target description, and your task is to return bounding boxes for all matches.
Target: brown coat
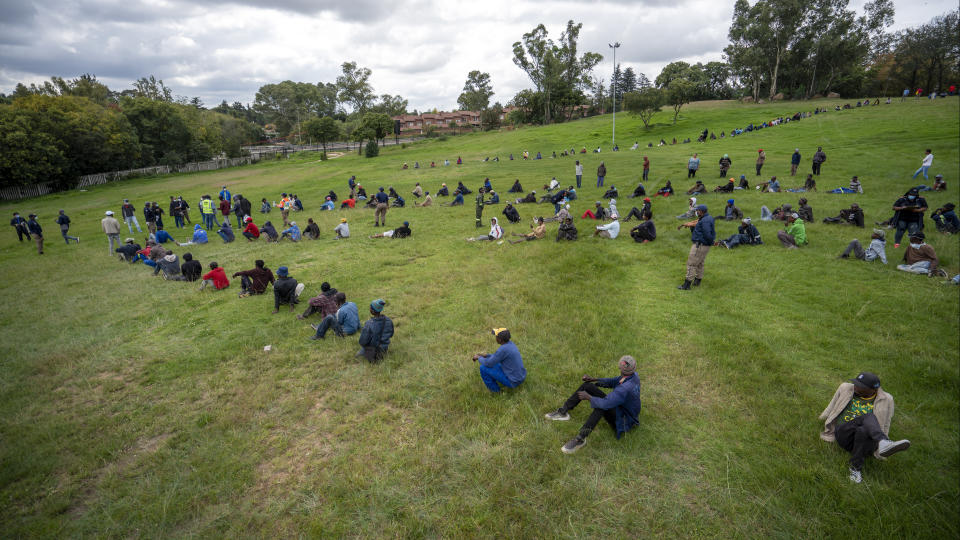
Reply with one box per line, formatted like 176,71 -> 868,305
903,244 -> 938,272
819,382 -> 895,459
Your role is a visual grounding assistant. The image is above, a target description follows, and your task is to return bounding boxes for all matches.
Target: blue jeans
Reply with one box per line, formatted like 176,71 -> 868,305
202,213 -> 214,230
576,174 -> 582,188
912,166 -> 929,179
174,215 -> 184,228
723,233 -> 749,248
894,220 -> 920,244
479,363 -> 520,392
313,314 -> 344,338
217,230 -> 233,243
235,214 -> 244,228
597,175 -> 604,187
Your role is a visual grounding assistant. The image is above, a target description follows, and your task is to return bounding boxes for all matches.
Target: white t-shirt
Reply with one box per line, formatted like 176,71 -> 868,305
922,153 -> 933,167
575,164 -> 583,175
597,220 -> 620,239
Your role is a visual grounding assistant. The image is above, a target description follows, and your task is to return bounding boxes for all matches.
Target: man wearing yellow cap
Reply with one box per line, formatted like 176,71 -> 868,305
334,218 -> 350,239
473,329 -> 526,393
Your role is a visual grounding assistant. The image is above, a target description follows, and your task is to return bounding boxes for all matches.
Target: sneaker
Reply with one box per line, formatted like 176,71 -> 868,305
935,268 -> 949,278
310,324 -> 319,331
544,409 -> 570,421
561,436 -> 586,454
894,243 -> 899,248
238,292 -> 250,298
848,467 -> 862,483
76,237 -> 80,243
308,335 -> 321,340
877,438 -> 910,458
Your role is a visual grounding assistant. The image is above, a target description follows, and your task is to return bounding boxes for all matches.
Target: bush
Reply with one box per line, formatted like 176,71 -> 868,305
401,143 -> 407,149
438,134 -> 449,141
364,141 -> 380,158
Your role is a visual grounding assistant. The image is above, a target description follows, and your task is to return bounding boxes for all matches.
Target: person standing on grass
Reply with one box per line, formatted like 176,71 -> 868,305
891,188 -> 928,248
473,328 -> 526,393
55,210 -> 79,244
143,202 -> 156,235
790,148 -> 801,176
357,299 -> 394,363
199,262 -> 230,291
912,149 -> 934,180
218,195 -> 232,226
677,204 -> 714,290
200,195 -> 216,230
687,153 -> 700,178
101,210 -> 121,255
545,355 -> 642,455
812,146 -> 826,176
169,196 -> 184,229
374,187 -> 389,227
819,371 -> 910,484
272,266 -> 304,313
838,229 -> 887,263
298,282 -> 339,320
596,161 -> 607,187
25,213 -> 43,255
233,259 -> 275,298
777,213 -> 807,249
755,149 -> 766,176
121,199 -> 141,233
310,292 -> 360,340
574,160 -> 583,188
10,212 -> 31,242
642,156 -> 650,182
718,154 -> 732,177
219,185 -> 231,204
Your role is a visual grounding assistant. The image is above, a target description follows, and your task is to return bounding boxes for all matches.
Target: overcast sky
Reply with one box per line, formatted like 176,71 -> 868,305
0,0 -> 954,112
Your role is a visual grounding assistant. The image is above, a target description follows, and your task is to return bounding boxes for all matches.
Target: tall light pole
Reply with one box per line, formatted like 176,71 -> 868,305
609,42 -> 621,147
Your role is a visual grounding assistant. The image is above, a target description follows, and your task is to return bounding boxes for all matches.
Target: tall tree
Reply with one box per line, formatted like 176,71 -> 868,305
304,116 -> 341,153
457,70 -> 494,111
336,61 -> 375,114
621,67 -> 638,94
623,87 -> 663,128
370,94 -> 408,116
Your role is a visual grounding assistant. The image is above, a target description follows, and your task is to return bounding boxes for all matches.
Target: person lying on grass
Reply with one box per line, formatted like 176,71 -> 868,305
272,266 -> 304,314
545,355 -> 642,455
823,203 -> 864,227
233,259 -> 275,298
467,218 -> 503,242
473,328 -> 526,393
310,292 -> 360,340
509,217 -> 546,244
199,262 -> 230,291
357,299 -> 393,363
514,192 -> 537,204
369,221 -> 412,239
543,204 -> 571,223
717,218 -> 762,249
838,229 -> 887,263
819,371 -> 910,484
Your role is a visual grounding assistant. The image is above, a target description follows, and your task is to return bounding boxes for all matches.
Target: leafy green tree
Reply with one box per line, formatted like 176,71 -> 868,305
336,61 -> 375,114
620,67 -> 637,94
361,112 -> 394,146
480,103 -> 503,131
370,94 -> 408,116
623,87 -> 663,128
304,116 -> 341,153
457,71 -> 494,111
0,108 -> 69,188
666,79 -> 694,124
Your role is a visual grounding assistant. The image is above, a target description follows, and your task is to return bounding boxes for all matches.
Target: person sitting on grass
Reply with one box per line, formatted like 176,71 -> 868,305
655,181 -> 674,197
737,175 -> 749,190
217,220 -> 235,243
602,185 -> 618,199
719,199 -> 743,221
629,219 -> 656,243
676,197 -> 698,220
153,250 -> 185,280
484,191 -> 499,205
180,252 -> 202,281
155,227 -> 175,244
818,371 -> 910,484
777,213 -> 807,248
261,221 -> 279,242
340,198 -> 356,209
415,192 -> 433,207
510,217 -> 546,244
545,355 -> 642,455
932,174 -> 946,191
594,214 -> 620,239
456,181 -> 471,194
391,195 -> 406,208
272,266 -> 304,313
686,180 -> 706,195
502,203 -> 521,223
116,238 -> 142,262
508,179 -> 523,193
931,203 -> 960,233
823,203 -> 864,227
299,281 -> 339,320
897,232 -> 944,276
444,191 -> 465,206
280,221 -> 301,242
621,198 -> 652,222
718,218 -> 762,249
310,292 -> 360,340
557,217 -> 578,241
200,262 -> 230,291
233,259 -> 275,298
629,182 -> 646,198
515,191 -> 537,204
804,174 -> 817,192
796,198 -> 814,222
333,218 -> 350,239
713,178 -> 735,193
320,197 -> 335,211
177,223 -> 207,246
357,299 -> 394,363
260,198 -> 271,213
242,217 -> 260,241
304,218 -> 320,240
437,183 -> 449,196
370,221 -> 412,239
412,183 -> 423,198
467,217 -> 503,242
838,229 -> 887,263
757,176 -> 781,193
544,204 -> 571,223
473,328 -> 526,393
581,201 -> 607,220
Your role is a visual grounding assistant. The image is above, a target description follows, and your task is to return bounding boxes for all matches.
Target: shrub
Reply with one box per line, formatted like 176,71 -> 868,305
364,141 -> 380,158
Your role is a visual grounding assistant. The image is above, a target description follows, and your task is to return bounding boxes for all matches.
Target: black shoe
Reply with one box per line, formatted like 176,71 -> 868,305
309,335 -> 322,340
677,280 -> 691,290
692,278 -> 701,287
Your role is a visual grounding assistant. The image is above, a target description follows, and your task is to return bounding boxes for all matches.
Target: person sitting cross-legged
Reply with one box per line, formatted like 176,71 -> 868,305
272,266 -> 304,313
309,292 -> 360,340
545,355 -> 642,455
473,328 -> 526,393
556,217 -> 578,241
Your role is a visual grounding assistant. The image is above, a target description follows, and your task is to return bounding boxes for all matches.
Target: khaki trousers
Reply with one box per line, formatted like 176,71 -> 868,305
685,243 -> 710,280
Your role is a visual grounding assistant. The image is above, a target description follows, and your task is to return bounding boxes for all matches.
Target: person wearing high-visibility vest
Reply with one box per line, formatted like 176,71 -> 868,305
200,195 -> 216,230
276,193 -> 292,226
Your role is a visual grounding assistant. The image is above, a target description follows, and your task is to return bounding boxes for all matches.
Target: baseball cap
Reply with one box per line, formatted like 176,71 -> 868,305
849,372 -> 880,390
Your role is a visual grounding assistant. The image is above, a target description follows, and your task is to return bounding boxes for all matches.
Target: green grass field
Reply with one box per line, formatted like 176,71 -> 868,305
1,98 -> 958,538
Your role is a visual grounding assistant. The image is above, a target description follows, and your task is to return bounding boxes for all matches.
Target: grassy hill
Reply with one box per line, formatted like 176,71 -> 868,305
1,98 -> 958,538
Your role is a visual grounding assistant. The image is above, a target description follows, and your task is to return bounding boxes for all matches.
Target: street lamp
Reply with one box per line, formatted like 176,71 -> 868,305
609,42 -> 621,147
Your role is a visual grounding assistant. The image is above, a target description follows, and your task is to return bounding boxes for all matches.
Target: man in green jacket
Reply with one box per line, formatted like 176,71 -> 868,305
777,213 -> 807,248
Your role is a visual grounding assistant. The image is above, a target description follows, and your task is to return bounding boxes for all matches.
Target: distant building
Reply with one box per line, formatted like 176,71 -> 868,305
392,108 -> 516,135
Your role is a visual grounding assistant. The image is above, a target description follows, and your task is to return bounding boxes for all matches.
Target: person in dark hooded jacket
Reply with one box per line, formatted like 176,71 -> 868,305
180,252 -> 202,281
218,220 -> 235,243
556,217 -> 578,241
153,250 -> 185,280
824,203 -> 865,227
357,299 -> 394,363
502,203 -> 521,223
261,221 -> 279,242
272,266 -> 304,313
508,179 -> 523,193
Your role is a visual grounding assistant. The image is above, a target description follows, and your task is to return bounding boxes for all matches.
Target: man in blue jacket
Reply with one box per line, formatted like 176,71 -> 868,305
677,204 -> 715,290
310,292 -> 360,340
357,298 -> 394,363
545,356 -> 642,454
473,328 -> 526,393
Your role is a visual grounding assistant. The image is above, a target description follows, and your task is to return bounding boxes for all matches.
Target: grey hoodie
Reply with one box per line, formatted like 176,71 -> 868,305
154,253 -> 184,279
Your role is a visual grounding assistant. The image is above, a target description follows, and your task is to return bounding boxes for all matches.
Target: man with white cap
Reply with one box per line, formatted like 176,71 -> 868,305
545,355 -> 642,454
101,210 -> 121,255
677,204 -> 714,289
819,371 -> 910,483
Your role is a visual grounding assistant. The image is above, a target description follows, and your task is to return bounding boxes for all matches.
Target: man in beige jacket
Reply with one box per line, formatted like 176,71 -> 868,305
101,210 -> 122,255
819,372 -> 910,483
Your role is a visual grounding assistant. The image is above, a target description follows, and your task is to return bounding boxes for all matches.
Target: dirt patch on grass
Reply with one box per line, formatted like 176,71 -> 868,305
315,152 -> 345,162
